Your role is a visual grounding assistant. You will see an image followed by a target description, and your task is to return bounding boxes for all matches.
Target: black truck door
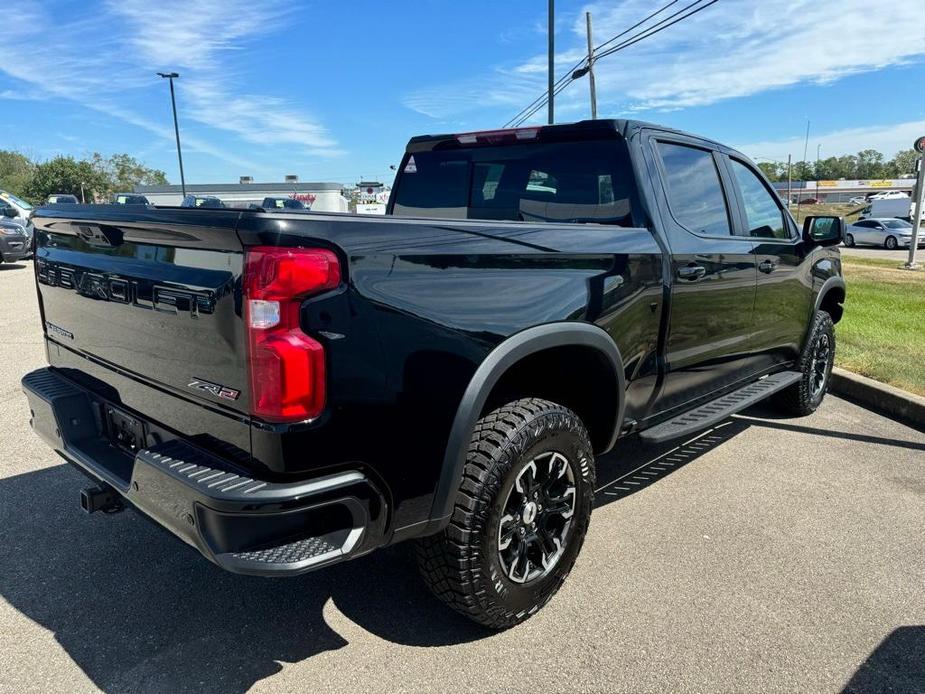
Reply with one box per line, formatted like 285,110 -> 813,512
723,155 -> 814,371
645,136 -> 760,416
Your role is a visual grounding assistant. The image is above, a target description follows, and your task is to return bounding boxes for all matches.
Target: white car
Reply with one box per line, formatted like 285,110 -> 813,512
0,189 -> 33,229
868,190 -> 909,201
845,217 -> 922,250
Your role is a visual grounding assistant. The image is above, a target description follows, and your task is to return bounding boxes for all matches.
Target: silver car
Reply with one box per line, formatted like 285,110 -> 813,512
844,217 -> 923,250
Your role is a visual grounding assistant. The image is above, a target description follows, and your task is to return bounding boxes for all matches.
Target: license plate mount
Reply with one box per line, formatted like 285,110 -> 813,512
105,405 -> 146,454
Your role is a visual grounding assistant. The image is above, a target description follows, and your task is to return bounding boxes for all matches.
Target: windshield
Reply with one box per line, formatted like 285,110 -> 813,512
0,191 -> 33,210
391,138 -> 636,225
883,219 -> 912,229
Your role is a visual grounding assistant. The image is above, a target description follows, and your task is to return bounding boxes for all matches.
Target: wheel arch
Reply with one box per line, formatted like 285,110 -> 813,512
816,276 -> 846,324
427,322 -> 625,530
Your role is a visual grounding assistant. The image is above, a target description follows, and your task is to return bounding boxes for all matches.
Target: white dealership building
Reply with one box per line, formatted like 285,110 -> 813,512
134,181 -> 348,212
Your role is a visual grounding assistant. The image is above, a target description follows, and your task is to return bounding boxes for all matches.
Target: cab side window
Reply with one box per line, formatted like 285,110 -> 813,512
656,142 -> 732,237
729,159 -> 790,240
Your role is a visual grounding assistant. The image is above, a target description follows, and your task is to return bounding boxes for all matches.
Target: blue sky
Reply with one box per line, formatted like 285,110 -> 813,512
3,0 -> 925,185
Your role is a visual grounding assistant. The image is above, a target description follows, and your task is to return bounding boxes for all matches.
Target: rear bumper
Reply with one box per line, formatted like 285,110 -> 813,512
22,368 -> 387,576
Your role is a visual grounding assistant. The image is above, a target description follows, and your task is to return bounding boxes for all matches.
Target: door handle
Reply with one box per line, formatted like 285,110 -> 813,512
677,264 -> 706,281
758,259 -> 777,274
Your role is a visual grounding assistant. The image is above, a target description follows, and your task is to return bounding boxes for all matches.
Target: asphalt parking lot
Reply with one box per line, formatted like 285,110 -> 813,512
1,259 -> 923,694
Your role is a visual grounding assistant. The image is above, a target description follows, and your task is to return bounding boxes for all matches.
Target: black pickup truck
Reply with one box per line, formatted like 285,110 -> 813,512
22,120 -> 845,629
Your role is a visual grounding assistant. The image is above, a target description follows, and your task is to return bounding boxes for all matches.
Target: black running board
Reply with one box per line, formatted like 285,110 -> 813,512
639,371 -> 802,444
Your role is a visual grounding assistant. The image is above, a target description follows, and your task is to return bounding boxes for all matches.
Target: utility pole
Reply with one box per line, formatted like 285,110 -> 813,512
585,11 -> 597,119
157,72 -> 187,198
797,119 -> 810,213
816,143 -> 821,201
547,0 -> 555,125
787,154 -> 792,211
906,135 -> 925,270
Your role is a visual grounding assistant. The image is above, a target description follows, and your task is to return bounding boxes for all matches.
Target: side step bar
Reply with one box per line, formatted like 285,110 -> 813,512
639,371 -> 802,444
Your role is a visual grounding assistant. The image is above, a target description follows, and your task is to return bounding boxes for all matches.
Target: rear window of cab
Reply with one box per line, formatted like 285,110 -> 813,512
391,139 -> 636,226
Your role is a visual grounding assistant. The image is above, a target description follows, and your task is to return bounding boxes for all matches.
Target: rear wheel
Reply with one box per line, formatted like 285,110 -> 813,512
844,233 -> 855,248
885,235 -> 898,250
773,310 -> 835,416
416,398 -> 595,629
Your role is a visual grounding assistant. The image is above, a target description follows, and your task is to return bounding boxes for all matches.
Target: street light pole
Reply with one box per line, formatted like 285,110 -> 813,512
157,72 -> 187,198
547,0 -> 555,125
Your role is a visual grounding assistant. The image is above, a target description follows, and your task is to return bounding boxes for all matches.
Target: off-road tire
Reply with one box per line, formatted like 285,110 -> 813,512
415,398 -> 595,629
773,310 -> 835,416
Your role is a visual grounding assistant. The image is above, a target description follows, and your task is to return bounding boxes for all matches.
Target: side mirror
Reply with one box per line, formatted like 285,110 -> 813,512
803,216 -> 843,247
1,207 -> 17,218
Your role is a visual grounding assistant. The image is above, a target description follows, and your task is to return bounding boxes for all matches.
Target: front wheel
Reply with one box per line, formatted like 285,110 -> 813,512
416,398 -> 595,629
844,233 -> 855,248
773,310 -> 835,416
885,235 -> 898,250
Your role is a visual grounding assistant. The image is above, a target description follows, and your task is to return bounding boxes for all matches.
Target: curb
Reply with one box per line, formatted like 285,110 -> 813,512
829,367 -> 925,432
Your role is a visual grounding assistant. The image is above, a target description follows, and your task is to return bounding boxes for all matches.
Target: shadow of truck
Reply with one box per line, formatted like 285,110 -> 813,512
0,414 -> 770,693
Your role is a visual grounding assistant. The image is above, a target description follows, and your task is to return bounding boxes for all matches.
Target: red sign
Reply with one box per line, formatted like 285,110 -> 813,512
289,193 -> 317,205
915,136 -> 925,154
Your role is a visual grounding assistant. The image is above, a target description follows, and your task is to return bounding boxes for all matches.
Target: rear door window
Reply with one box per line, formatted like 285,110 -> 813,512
656,142 -> 732,236
728,159 -> 790,240
392,139 -> 635,225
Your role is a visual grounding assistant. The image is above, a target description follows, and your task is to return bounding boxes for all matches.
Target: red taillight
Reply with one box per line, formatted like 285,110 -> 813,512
244,246 -> 340,422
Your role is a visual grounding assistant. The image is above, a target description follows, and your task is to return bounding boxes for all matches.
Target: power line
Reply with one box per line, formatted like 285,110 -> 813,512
504,0 -> 679,128
593,0 -> 680,54
593,0 -> 720,61
502,61 -> 584,129
510,73 -> 577,128
504,0 -> 720,128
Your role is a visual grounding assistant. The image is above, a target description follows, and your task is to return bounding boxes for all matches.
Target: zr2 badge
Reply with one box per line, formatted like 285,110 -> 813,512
187,378 -> 240,401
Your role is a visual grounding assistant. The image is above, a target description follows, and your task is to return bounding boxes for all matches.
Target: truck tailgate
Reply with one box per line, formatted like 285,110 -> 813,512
33,208 -> 250,417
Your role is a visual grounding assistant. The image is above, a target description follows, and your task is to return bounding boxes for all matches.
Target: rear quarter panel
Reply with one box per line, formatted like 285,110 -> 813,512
237,213 -> 663,532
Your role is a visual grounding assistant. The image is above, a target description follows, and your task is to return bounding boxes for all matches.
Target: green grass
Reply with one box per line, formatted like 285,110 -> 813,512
836,257 -> 925,396
789,202 -> 866,226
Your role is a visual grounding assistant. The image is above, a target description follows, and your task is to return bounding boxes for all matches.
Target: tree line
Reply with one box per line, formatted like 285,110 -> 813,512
756,148 -> 918,183
0,150 -> 168,204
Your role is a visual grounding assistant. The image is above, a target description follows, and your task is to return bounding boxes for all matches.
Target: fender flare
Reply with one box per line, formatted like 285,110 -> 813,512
814,276 -> 846,315
804,276 -> 846,349
427,322 -> 625,530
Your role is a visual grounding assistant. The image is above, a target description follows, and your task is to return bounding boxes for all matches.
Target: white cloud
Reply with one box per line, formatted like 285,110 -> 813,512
107,0 -> 339,158
736,119 -> 925,162
404,0 -> 925,122
0,0 -> 339,173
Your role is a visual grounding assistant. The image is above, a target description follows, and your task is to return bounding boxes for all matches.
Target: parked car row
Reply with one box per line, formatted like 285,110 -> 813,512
0,188 -> 316,266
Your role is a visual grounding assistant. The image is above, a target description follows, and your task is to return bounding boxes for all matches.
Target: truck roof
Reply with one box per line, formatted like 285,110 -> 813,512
405,119 -> 731,154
